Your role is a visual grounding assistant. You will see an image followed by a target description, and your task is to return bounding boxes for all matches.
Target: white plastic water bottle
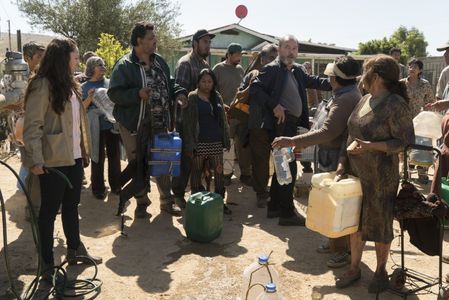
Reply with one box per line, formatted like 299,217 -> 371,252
256,283 -> 285,300
242,255 -> 279,300
272,147 -> 293,185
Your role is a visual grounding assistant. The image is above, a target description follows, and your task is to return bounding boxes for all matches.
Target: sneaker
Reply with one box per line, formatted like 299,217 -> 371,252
67,242 -> 103,265
223,174 -> 232,186
134,204 -> 150,219
240,175 -> 252,186
335,269 -> 361,289
160,202 -> 182,216
278,215 -> 305,226
327,252 -> 351,268
316,242 -> 331,254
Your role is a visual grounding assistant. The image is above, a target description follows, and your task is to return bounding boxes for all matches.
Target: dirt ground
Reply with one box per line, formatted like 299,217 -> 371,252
1,156 -> 449,300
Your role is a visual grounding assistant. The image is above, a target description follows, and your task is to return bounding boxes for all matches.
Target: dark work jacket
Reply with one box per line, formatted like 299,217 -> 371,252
108,49 -> 187,132
249,58 -> 331,134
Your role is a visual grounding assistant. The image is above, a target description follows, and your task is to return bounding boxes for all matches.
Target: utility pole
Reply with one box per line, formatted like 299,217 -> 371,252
7,19 -> 11,50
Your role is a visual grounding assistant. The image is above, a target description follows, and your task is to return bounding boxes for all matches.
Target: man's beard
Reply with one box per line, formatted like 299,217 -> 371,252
198,50 -> 209,59
281,57 -> 295,66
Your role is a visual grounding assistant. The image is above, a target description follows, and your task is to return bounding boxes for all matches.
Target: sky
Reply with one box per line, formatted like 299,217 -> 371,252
1,0 -> 448,56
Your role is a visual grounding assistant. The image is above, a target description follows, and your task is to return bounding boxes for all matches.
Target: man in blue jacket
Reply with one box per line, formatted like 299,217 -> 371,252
250,35 -> 331,226
108,22 -> 187,218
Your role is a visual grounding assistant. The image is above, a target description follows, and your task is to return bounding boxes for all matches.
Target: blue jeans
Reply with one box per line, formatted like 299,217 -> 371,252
17,164 -> 28,192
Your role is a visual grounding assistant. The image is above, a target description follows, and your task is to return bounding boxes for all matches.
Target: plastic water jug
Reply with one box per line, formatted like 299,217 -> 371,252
296,127 -> 315,162
409,136 -> 434,167
148,132 -> 182,176
410,111 -> 443,167
93,88 -> 116,123
242,255 -> 279,300
413,111 -> 443,139
272,148 -> 294,185
256,283 -> 285,300
306,172 -> 363,238
184,192 -> 223,243
440,177 -> 449,227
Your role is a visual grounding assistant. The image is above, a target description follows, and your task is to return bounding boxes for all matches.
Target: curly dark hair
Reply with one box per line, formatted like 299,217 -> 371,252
130,22 -> 154,47
27,38 -> 80,114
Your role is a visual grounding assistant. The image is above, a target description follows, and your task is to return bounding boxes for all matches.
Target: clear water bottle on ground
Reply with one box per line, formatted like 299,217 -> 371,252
242,255 -> 279,300
256,283 -> 285,300
272,147 -> 293,185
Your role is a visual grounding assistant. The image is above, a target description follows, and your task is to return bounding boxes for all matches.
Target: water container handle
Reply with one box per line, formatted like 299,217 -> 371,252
319,178 -> 333,188
195,192 -> 211,204
157,133 -> 171,140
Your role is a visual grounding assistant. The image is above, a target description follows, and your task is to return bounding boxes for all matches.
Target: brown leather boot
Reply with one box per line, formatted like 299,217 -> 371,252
67,242 -> 102,265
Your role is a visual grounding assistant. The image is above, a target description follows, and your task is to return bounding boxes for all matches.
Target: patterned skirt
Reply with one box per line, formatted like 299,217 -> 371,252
196,142 -> 223,156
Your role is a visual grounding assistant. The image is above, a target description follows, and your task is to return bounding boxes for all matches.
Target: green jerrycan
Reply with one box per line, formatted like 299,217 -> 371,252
441,177 -> 449,227
185,192 -> 224,242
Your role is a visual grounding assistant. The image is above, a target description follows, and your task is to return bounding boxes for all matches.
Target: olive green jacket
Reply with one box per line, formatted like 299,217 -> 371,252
23,77 -> 91,168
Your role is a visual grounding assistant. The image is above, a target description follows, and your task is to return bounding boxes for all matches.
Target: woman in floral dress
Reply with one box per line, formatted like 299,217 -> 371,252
334,55 -> 415,294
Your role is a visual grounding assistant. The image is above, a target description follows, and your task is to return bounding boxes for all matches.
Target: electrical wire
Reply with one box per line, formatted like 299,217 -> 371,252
0,160 -> 102,299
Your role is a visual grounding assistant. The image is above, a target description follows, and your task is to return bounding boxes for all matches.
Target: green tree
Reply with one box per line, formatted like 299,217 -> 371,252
15,0 -> 182,58
95,33 -> 128,77
357,26 -> 428,62
357,37 -> 396,55
390,26 -> 428,59
122,0 -> 182,60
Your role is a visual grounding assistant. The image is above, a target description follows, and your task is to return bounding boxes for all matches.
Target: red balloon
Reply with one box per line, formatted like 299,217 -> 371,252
235,5 -> 248,19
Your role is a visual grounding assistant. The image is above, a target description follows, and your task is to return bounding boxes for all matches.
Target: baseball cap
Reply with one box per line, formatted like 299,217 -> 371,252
437,42 -> 449,52
227,43 -> 243,54
192,29 -> 215,41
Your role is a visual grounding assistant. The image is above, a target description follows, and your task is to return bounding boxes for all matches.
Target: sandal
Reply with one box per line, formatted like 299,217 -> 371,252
335,269 -> 361,289
368,272 -> 389,294
316,242 -> 331,254
327,252 -> 351,268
